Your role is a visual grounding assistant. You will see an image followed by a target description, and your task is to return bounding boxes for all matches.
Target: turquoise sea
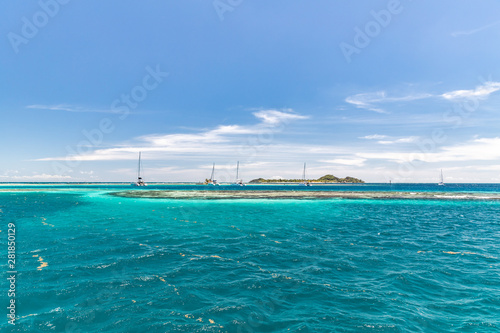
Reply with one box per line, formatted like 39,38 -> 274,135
1,184 -> 499,332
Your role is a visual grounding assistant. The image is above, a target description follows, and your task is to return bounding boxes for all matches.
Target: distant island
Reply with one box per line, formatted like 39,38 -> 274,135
249,174 -> 365,184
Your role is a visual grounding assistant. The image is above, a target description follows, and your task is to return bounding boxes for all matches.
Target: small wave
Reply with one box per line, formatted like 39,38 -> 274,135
135,275 -> 156,282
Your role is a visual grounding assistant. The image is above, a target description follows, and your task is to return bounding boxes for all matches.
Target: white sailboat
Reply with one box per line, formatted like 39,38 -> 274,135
299,162 -> 311,186
206,163 -> 219,186
132,152 -> 147,186
438,169 -> 444,186
232,161 -> 245,186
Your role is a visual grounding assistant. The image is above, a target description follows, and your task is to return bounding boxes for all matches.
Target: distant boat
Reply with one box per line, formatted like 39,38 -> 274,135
299,162 -> 311,186
232,161 -> 245,186
438,169 -> 444,186
132,152 -> 147,186
205,163 -> 219,186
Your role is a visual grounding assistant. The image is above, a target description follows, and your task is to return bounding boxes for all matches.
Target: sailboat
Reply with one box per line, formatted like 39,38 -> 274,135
438,169 -> 444,186
132,152 -> 147,186
232,161 -> 245,186
299,162 -> 311,186
206,163 -> 219,185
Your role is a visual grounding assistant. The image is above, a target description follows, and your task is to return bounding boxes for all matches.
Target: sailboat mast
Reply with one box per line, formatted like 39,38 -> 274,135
236,161 -> 239,180
303,162 -> 306,181
138,152 -> 141,179
211,163 -> 215,181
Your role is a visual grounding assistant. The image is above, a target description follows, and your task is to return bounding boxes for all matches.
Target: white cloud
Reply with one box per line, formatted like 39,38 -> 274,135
441,82 -> 500,100
377,136 -> 419,144
346,82 -> 500,114
360,134 -> 388,140
357,137 -> 500,164
0,173 -> 72,180
253,109 -> 309,125
359,135 -> 418,144
27,104 -> 118,114
35,109 -> 311,162
320,158 -> 366,167
444,164 -> 500,172
345,92 -> 388,113
345,91 -> 432,113
451,21 -> 500,37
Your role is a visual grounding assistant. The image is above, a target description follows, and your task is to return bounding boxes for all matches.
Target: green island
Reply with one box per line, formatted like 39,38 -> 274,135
249,174 -> 364,184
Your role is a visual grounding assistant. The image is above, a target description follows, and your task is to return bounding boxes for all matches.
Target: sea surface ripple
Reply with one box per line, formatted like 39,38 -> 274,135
0,185 -> 499,332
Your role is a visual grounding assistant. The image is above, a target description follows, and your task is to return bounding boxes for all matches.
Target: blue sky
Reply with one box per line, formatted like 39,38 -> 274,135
1,0 -> 500,182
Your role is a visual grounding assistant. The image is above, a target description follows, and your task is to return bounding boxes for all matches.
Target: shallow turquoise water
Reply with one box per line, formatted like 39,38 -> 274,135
1,186 -> 499,332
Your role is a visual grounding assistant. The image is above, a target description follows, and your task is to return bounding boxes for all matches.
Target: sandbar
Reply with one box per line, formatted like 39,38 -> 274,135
108,190 -> 500,200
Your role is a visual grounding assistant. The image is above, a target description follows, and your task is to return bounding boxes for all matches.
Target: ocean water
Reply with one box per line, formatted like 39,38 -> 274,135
1,185 -> 499,332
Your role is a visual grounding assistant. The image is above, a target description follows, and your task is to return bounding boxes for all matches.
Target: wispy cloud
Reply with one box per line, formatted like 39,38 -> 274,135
357,136 -> 500,164
35,109 -> 311,162
0,173 -> 72,180
359,134 -> 418,144
345,91 -> 432,113
320,158 -> 366,167
345,92 -> 388,113
346,82 -> 500,113
27,104 -> 119,114
377,136 -> 419,145
451,21 -> 500,37
359,134 -> 388,140
441,81 -> 500,100
253,109 -> 308,125
445,164 -> 500,172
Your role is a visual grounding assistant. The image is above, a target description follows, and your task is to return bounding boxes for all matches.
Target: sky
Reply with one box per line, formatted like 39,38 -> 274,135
1,0 -> 500,183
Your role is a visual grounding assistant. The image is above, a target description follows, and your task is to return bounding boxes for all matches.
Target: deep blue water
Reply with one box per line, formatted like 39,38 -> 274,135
1,185 -> 499,332
2,182 -> 500,193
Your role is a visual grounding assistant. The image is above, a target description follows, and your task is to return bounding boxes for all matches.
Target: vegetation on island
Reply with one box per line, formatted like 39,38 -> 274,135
249,174 -> 364,184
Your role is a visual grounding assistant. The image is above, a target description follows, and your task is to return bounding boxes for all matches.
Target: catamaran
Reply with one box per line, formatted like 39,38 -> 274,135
206,163 -> 219,186
232,161 -> 245,186
132,152 -> 147,186
299,162 -> 311,186
438,169 -> 444,186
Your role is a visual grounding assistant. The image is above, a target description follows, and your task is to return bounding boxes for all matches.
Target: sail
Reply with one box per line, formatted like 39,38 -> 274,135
233,161 -> 244,185
300,162 -> 310,186
132,152 -> 146,186
138,152 -> 142,179
438,169 -> 444,185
